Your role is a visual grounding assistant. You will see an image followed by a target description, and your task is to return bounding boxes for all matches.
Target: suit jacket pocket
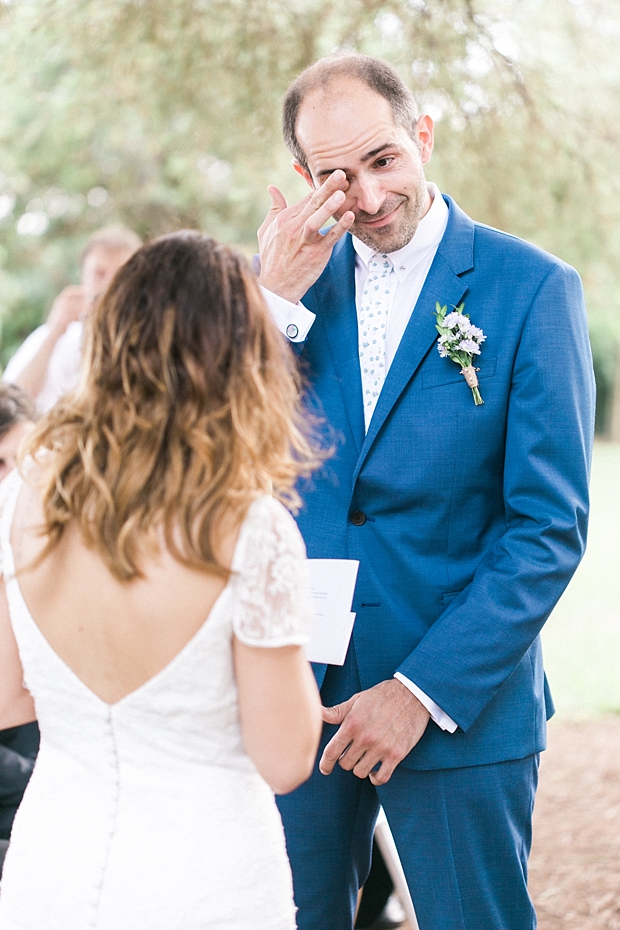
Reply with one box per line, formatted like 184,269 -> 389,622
421,356 -> 497,390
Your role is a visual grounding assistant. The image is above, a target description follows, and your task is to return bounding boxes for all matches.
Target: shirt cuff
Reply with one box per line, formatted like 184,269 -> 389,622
394,673 -> 458,733
261,287 -> 316,343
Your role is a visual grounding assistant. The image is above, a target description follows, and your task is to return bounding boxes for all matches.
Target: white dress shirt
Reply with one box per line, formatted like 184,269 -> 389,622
3,321 -> 83,413
263,183 -> 457,732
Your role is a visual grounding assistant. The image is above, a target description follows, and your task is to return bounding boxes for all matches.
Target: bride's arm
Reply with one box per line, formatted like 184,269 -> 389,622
0,580 -> 36,729
234,639 -> 321,795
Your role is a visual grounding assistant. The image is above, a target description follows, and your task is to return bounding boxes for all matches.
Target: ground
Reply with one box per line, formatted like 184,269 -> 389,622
529,717 -> 620,929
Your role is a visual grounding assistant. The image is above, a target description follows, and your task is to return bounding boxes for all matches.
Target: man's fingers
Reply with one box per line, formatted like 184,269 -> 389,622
266,185 -> 288,213
48,287 -> 87,330
352,752 -> 381,780
319,693 -> 364,775
339,747 -> 367,773
323,210 -> 356,244
369,760 -> 396,786
301,190 -> 347,238
298,170 -> 348,221
321,695 -> 356,725
319,731 -> 353,775
320,729 -> 398,782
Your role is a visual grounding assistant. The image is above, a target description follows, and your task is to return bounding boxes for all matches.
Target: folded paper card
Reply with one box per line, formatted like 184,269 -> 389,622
304,559 -> 359,666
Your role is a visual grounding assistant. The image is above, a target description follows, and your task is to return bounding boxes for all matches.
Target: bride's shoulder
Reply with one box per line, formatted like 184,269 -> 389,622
245,494 -> 300,532
238,495 -> 306,560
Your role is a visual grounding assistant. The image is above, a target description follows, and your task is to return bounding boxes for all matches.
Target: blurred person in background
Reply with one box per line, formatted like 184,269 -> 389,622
0,383 -> 39,879
3,225 -> 141,413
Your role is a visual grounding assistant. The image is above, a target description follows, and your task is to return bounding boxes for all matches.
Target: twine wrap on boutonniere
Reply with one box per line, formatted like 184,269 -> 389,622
434,302 -> 487,405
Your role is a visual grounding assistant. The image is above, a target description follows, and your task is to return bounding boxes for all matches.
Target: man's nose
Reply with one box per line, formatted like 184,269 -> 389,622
351,174 -> 386,216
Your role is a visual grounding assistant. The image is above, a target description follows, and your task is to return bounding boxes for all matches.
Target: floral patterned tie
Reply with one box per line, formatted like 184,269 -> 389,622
358,252 -> 395,431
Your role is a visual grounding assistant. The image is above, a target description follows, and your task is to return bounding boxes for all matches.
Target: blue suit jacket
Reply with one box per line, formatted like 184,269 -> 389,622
295,195 -> 595,771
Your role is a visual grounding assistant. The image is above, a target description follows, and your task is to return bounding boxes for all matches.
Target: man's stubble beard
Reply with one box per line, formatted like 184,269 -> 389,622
350,170 -> 428,254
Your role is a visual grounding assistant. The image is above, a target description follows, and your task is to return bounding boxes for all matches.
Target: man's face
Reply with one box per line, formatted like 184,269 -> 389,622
81,245 -> 135,307
295,78 -> 434,253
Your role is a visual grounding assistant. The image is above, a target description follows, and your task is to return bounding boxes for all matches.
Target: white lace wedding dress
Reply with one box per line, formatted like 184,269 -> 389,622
0,470 -> 309,930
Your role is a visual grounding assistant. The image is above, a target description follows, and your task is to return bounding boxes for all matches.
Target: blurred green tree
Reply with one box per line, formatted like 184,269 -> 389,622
0,0 -> 618,427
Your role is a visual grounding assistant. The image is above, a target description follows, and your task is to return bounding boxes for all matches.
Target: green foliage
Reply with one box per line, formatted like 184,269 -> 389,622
0,0 -> 618,425
542,442 -> 620,716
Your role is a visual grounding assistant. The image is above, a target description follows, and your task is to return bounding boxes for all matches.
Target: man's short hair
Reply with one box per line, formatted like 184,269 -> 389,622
283,53 -> 420,174
80,225 -> 143,266
0,383 -> 37,437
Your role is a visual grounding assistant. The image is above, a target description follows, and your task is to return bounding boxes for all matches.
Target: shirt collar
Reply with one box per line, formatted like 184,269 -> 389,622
352,182 -> 449,284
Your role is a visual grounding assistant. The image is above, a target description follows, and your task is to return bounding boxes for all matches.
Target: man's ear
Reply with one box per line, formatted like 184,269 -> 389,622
293,160 -> 316,189
415,114 -> 435,165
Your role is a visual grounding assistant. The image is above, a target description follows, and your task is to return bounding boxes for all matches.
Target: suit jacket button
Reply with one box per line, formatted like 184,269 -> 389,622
350,510 -> 366,526
286,323 -> 299,339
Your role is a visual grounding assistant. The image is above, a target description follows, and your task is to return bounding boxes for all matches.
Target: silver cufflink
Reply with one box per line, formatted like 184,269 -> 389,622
286,323 -> 299,339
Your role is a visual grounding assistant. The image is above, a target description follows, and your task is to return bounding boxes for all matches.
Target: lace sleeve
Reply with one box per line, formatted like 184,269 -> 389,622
231,496 -> 311,648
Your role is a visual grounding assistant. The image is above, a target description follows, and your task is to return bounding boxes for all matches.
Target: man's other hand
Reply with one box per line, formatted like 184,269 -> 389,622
319,679 -> 430,786
257,170 -> 355,304
47,286 -> 87,338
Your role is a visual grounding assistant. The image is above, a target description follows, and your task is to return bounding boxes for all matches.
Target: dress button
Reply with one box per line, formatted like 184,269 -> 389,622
286,323 -> 299,339
350,510 -> 366,526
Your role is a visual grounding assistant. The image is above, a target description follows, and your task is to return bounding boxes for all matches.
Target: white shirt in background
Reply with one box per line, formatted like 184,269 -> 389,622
3,320 -> 83,413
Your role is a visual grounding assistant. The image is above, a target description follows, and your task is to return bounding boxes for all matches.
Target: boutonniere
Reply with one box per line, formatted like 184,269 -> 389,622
434,302 -> 486,405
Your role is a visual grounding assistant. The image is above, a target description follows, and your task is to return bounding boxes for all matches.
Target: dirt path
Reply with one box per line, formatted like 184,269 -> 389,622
529,717 -> 620,929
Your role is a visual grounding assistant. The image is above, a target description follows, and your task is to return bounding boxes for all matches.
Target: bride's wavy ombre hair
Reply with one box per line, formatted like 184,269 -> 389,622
23,231 -> 327,581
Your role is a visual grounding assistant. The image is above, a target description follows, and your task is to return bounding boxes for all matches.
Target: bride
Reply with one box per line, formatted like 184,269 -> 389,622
0,231 -> 323,929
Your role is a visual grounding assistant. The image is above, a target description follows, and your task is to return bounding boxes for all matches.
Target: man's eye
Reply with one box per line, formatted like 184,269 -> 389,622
375,157 -> 393,168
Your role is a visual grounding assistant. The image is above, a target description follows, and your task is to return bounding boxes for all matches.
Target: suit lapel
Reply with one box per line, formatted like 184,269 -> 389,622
353,197 -> 475,481
309,236 -> 365,452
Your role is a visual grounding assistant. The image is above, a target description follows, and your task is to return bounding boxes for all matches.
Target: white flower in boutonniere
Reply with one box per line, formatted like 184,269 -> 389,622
434,302 -> 487,405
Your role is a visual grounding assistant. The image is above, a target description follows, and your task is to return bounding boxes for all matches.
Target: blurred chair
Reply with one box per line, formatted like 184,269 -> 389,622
0,838 -> 8,879
373,809 -> 419,930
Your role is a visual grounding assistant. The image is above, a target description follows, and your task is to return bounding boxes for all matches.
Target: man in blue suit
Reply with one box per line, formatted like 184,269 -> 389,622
258,54 -> 595,930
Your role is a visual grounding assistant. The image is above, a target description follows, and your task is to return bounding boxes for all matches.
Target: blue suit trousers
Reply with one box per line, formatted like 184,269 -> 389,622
277,649 -> 539,930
